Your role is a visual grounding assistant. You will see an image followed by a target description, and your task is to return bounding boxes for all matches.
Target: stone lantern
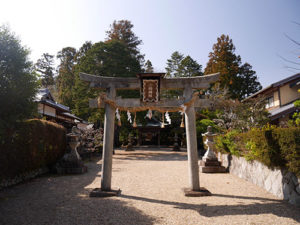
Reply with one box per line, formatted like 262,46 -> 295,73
199,126 -> 226,173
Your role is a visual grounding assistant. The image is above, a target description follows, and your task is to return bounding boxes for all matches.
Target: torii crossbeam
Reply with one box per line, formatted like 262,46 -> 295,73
80,72 -> 220,197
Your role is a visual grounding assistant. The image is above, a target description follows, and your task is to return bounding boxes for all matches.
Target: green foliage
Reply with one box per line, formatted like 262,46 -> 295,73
215,126 -> 300,177
35,53 -> 55,87
204,34 -> 261,100
238,63 -> 262,99
215,130 -> 241,156
106,20 -> 144,65
291,90 -> 300,126
0,25 -> 38,133
180,56 -> 203,77
72,40 -> 142,121
196,119 -> 219,150
0,119 -> 66,180
165,51 -> 203,77
56,47 -> 77,109
144,60 -> 154,72
163,51 -> 203,99
196,119 -> 216,134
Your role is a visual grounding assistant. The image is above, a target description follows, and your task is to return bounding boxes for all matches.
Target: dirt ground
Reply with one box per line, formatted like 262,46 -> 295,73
0,148 -> 299,225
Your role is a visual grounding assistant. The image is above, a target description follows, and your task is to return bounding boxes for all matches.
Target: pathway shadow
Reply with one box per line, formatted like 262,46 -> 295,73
120,194 -> 300,223
114,149 -> 187,161
0,157 -> 156,225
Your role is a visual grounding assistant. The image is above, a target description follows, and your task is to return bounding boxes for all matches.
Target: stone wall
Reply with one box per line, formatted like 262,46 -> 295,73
218,153 -> 300,207
0,167 -> 49,190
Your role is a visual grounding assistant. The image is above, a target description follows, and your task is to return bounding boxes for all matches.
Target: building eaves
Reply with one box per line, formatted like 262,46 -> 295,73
269,102 -> 296,120
40,99 -> 70,112
245,73 -> 300,101
61,112 -> 83,121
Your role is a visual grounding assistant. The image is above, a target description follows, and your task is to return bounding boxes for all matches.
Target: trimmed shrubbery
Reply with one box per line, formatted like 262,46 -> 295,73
215,126 -> 300,177
0,119 -> 67,181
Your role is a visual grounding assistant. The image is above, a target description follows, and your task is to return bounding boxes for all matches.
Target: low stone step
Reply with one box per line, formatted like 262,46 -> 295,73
200,165 -> 226,173
199,160 -> 221,167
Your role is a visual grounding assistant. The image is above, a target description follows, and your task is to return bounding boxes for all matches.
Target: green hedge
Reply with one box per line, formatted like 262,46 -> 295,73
0,119 -> 67,180
215,126 -> 300,177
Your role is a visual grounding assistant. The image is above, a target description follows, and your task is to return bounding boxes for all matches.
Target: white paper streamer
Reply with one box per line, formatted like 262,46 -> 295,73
165,111 -> 171,124
146,109 -> 152,119
115,108 -> 121,121
127,110 -> 132,123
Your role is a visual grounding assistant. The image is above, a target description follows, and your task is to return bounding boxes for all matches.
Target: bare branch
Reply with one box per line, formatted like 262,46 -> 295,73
283,65 -> 300,70
291,21 -> 300,26
277,54 -> 300,65
284,33 -> 300,46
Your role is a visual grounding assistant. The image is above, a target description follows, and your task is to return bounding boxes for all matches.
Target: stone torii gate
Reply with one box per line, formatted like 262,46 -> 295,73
80,72 -> 220,197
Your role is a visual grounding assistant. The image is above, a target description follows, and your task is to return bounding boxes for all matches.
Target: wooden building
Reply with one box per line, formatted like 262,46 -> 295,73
246,73 -> 300,125
35,88 -> 83,128
135,118 -> 163,146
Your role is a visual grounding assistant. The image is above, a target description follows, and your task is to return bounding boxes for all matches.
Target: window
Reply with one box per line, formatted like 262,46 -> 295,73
265,96 -> 274,109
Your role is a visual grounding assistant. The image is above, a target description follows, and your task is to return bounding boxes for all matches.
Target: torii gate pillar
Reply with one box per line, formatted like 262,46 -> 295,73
183,88 -> 200,191
101,86 -> 116,191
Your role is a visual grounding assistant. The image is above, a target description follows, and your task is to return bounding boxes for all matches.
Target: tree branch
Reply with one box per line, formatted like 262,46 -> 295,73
277,54 -> 300,65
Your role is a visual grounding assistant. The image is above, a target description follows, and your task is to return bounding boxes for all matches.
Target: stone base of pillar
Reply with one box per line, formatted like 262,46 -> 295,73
90,188 -> 121,197
183,187 -> 211,197
199,158 -> 226,173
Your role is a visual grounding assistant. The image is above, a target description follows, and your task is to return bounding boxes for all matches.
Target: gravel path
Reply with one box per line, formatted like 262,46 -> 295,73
0,148 -> 299,225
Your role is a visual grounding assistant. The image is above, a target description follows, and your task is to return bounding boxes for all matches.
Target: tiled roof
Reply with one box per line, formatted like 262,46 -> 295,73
245,73 -> 300,100
269,102 -> 296,120
36,88 -> 70,112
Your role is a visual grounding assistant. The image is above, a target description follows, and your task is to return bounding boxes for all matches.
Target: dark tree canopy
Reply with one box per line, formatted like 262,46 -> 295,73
238,63 -> 262,99
165,51 -> 202,77
72,40 -> 142,120
144,59 -> 154,73
204,34 -> 261,100
180,56 -> 203,77
78,40 -> 141,77
35,53 -> 55,87
106,20 -> 144,65
165,51 -> 184,77
0,25 -> 38,131
74,41 -> 92,64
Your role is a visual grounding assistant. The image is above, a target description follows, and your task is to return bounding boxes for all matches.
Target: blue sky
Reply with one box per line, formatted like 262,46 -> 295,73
0,0 -> 299,87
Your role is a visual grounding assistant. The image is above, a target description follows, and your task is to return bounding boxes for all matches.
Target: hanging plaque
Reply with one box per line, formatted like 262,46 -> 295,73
143,80 -> 159,102
137,73 -> 165,103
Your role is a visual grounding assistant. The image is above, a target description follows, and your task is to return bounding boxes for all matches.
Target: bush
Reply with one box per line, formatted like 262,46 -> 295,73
197,119 -> 219,150
0,25 -> 38,133
215,126 -> 300,177
0,119 -> 67,180
215,130 -> 241,156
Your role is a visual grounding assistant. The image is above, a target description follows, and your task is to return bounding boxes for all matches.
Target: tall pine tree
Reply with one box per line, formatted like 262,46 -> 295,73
35,53 -> 55,87
144,60 -> 154,72
56,47 -> 77,108
180,56 -> 203,77
106,20 -> 144,67
165,51 -> 184,77
238,63 -> 262,99
165,51 -> 202,77
204,34 -> 261,100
